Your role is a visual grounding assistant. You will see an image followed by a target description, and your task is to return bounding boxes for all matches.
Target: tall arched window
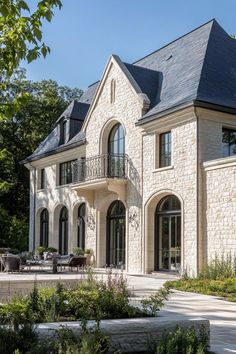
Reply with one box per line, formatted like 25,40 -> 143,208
78,203 -> 86,249
155,195 -> 181,271
108,123 -> 125,177
40,209 -> 49,248
107,200 -> 126,268
59,206 -> 68,255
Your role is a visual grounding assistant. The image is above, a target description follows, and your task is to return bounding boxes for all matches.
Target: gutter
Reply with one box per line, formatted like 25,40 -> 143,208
20,138 -> 86,165
136,100 -> 236,127
194,106 -> 200,274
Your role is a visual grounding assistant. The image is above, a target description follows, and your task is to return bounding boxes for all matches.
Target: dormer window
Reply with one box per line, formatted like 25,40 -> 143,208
61,120 -> 67,145
110,79 -> 116,104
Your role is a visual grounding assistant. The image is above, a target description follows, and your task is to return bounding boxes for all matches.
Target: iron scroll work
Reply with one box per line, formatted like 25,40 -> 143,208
72,153 -> 140,190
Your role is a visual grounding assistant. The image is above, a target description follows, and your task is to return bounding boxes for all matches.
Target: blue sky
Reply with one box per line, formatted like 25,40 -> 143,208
24,0 -> 236,90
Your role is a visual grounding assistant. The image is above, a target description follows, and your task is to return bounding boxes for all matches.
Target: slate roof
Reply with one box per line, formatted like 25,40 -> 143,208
24,19 -> 236,163
135,19 -> 236,123
56,100 -> 90,124
124,63 -> 160,107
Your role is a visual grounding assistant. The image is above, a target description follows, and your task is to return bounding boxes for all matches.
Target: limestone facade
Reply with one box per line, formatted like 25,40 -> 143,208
27,58 -> 236,276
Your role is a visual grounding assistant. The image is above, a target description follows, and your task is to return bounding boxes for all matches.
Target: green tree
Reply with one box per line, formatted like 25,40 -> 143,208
0,0 -> 62,76
0,0 -> 63,250
0,70 -> 82,251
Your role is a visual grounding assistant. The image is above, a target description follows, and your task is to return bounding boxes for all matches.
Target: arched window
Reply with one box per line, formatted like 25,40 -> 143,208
110,79 -> 116,103
78,203 -> 86,249
40,209 -> 49,248
107,200 -> 126,268
155,195 -> 181,271
59,206 -> 68,255
108,123 -> 125,177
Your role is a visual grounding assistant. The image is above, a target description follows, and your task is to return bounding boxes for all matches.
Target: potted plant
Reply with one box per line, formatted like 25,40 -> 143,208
47,247 -> 58,253
84,248 -> 94,265
36,246 -> 46,259
73,247 -> 84,257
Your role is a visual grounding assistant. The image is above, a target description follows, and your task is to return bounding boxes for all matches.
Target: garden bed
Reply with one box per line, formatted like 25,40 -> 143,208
165,277 -> 236,302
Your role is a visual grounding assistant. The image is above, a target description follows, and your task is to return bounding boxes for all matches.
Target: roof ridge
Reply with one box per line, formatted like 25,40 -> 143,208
195,21 -> 215,99
133,18 -> 216,65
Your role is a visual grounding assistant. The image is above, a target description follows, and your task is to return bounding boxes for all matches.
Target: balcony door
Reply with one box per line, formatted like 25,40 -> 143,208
155,196 -> 181,271
108,123 -> 125,177
107,200 -> 126,268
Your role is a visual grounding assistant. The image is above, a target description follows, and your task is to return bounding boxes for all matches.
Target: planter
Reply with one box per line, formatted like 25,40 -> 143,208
84,253 -> 94,266
36,317 -> 210,353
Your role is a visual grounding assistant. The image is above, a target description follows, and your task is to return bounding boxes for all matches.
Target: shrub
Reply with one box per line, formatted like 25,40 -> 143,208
73,247 -> 84,256
46,246 -> 58,253
0,323 -> 38,354
0,323 -> 109,354
147,325 -> 209,354
198,254 -> 236,280
141,287 -> 169,316
0,270 -> 168,325
36,246 -> 46,256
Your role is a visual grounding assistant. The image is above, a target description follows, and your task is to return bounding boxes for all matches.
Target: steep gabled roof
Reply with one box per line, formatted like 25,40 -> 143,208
135,20 -> 213,121
196,21 -> 236,109
24,19 -> 236,163
56,100 -> 90,124
136,19 -> 236,123
124,63 -> 160,107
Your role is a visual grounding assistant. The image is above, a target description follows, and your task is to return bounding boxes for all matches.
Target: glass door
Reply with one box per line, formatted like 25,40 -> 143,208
158,215 -> 181,271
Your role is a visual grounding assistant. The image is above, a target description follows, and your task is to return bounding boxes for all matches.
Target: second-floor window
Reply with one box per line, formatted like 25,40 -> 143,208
222,128 -> 236,158
59,160 -> 76,185
39,168 -> 45,190
159,131 -> 171,167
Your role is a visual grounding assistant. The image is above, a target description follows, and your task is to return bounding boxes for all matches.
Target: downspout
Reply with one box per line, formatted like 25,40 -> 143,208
194,106 -> 200,274
29,163 -> 36,251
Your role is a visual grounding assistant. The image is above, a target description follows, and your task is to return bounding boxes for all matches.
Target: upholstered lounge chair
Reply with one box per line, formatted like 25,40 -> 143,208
2,255 -> 21,272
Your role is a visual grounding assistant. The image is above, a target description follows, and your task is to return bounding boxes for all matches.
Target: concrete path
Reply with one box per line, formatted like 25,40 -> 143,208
126,274 -> 236,354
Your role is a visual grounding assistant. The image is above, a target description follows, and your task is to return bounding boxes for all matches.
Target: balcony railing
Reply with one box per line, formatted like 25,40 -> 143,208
72,154 -> 129,183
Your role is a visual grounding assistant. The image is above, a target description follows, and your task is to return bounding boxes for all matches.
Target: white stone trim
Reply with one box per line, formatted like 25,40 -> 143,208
203,155 -> 236,171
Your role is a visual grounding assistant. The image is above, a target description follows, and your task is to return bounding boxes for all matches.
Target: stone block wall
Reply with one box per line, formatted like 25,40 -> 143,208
203,157 -> 236,260
142,113 -> 199,275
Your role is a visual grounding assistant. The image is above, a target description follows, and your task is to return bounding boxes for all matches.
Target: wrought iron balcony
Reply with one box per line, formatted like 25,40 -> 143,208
72,154 -> 129,183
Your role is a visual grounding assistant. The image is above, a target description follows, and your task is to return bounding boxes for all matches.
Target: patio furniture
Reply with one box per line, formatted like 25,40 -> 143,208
57,256 -> 87,272
1,254 -> 21,272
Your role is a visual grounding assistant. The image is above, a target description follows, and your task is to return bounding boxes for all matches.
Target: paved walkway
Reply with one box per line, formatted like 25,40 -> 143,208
127,274 -> 236,354
0,271 -> 235,353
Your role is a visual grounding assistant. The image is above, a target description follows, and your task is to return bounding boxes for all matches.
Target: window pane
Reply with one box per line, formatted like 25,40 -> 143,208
40,169 -> 45,189
159,132 -> 171,167
222,128 -> 236,157
59,160 -> 76,185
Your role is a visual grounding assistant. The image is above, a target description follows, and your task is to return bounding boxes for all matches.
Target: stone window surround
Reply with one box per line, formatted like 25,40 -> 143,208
153,130 -> 173,171
59,159 -> 76,186
37,168 -> 46,191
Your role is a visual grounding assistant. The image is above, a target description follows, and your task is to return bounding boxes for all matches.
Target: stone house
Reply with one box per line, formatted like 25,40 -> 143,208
23,20 -> 236,275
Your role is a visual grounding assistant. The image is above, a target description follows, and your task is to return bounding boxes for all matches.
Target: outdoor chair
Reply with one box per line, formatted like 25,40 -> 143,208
69,256 -> 87,271
57,256 -> 87,272
2,255 -> 21,272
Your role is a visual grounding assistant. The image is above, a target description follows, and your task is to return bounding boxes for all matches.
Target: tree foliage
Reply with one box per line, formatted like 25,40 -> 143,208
0,0 -> 62,75
0,70 -> 82,250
